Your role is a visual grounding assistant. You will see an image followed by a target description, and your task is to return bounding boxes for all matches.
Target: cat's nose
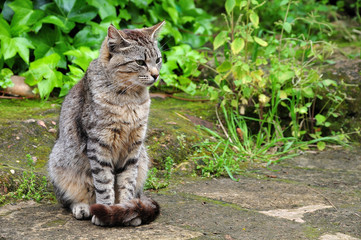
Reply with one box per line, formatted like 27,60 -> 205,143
152,74 -> 159,80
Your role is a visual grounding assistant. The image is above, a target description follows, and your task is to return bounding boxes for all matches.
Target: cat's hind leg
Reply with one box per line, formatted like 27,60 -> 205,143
50,167 -> 95,220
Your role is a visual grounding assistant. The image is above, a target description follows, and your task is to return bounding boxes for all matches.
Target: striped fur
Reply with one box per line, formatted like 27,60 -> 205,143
48,21 -> 165,226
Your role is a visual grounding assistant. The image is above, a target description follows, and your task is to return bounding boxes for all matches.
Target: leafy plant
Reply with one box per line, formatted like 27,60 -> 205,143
0,68 -> 14,89
0,0 -> 214,99
145,156 -> 174,190
193,0 -> 350,178
3,154 -> 55,203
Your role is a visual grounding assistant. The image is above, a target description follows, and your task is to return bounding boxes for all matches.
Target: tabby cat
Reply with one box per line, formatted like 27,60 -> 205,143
48,21 -> 165,227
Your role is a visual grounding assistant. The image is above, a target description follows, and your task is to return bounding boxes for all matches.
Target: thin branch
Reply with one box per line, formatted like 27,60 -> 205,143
215,105 -> 233,144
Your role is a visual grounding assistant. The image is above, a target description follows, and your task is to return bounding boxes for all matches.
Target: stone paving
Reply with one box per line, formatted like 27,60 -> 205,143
1,149 -> 360,240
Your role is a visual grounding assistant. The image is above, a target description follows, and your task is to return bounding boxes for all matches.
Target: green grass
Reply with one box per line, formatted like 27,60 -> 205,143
0,154 -> 55,205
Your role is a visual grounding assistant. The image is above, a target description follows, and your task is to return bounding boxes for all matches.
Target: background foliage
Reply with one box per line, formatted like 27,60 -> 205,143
0,0 -> 214,98
1,0 -> 360,179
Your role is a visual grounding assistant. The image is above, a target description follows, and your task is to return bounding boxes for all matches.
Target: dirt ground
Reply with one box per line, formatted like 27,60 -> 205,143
1,148 -> 360,240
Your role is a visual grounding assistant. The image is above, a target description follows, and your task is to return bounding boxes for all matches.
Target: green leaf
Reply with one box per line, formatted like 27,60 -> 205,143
280,0 -> 289,6
278,71 -> 295,83
0,16 -> 11,38
13,37 -> 35,64
214,75 -> 222,86
23,54 -> 63,99
231,99 -> 238,108
39,0 -> 97,33
0,68 -> 14,88
225,0 -> 236,15
88,0 -> 116,20
315,114 -> 326,125
283,22 -> 292,33
249,10 -> 259,28
56,0 -> 97,22
298,106 -> 308,114
23,53 -> 62,95
239,1 -> 248,9
301,87 -> 314,98
214,31 -> 228,50
118,9 -> 132,21
322,79 -> 337,87
8,0 -> 45,35
317,141 -> 326,151
231,38 -> 245,54
1,37 -> 17,60
64,47 -> 99,71
217,61 -> 232,72
39,15 -> 67,29
253,36 -> 268,47
223,85 -> 232,93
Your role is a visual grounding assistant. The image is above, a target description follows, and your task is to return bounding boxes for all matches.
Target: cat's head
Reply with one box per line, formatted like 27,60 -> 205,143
101,21 -> 165,88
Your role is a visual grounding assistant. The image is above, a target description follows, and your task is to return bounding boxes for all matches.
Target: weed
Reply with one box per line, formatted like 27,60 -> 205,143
192,1 -> 352,179
145,156 -> 174,190
0,154 -> 55,205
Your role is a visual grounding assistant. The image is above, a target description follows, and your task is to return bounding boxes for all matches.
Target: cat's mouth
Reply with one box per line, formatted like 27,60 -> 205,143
138,76 -> 157,86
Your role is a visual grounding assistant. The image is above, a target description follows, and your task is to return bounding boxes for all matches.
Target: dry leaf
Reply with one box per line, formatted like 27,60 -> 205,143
236,128 -> 243,141
48,128 -> 57,133
37,120 -> 47,129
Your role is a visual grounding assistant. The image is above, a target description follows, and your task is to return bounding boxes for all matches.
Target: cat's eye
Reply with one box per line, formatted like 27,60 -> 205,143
135,60 -> 146,66
156,57 -> 162,64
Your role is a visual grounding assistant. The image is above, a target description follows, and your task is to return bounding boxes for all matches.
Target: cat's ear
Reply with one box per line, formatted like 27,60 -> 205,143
144,20 -> 165,41
107,24 -> 130,51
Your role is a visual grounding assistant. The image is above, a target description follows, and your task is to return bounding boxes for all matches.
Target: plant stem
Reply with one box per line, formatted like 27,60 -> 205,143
279,0 -> 292,59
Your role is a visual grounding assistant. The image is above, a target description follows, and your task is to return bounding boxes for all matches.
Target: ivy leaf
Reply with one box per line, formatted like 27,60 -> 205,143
64,47 -> 99,71
254,36 -> 268,47
40,0 -> 97,33
0,68 -> 15,88
225,0 -> 236,15
1,37 -> 34,64
118,9 -> 132,21
23,53 -> 62,99
13,37 -> 35,64
1,37 -> 17,60
34,15 -> 67,32
88,0 -> 116,20
231,38 -> 245,54
8,0 -> 44,35
214,31 -> 228,50
37,71 -> 63,99
0,16 -> 11,38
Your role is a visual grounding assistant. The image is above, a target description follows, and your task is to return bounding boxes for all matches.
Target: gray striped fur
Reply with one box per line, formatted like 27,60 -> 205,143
48,21 -> 164,226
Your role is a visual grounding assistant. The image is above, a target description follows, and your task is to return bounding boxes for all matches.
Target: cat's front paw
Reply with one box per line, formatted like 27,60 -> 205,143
71,203 -> 91,220
127,217 -> 142,227
92,215 -> 107,226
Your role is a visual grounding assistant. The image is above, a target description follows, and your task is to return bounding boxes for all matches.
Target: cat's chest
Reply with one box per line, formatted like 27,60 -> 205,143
119,101 -> 150,125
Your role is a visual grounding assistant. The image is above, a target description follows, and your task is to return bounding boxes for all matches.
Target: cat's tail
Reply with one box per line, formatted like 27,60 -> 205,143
90,195 -> 160,226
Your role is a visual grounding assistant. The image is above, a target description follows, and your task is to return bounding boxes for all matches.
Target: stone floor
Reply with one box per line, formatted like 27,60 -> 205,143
1,149 -> 360,240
